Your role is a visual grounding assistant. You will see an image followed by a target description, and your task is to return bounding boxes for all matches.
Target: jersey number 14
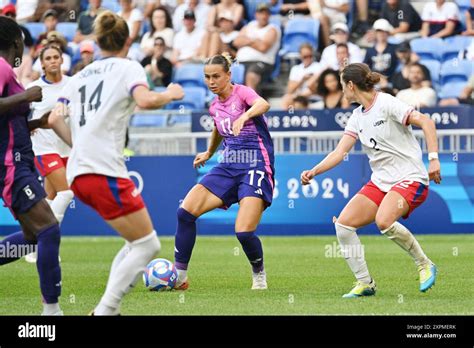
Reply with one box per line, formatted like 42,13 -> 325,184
78,80 -> 104,126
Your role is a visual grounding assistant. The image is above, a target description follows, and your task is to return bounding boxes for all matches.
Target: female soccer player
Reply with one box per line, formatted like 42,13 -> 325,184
25,43 -> 74,263
173,54 -> 273,291
49,11 -> 184,315
0,16 -> 63,315
301,63 -> 441,298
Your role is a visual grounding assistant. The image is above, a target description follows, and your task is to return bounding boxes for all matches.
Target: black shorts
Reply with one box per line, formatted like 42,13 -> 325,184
242,62 -> 274,81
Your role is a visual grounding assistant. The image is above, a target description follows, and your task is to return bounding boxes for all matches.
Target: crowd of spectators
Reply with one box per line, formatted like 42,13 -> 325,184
1,0 -> 473,110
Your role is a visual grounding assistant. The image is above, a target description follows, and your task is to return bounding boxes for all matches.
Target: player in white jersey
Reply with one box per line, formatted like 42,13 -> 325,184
301,63 -> 442,298
25,44 -> 74,263
48,11 -> 184,315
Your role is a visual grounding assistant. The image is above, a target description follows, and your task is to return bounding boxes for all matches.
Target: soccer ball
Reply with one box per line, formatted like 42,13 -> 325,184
143,258 -> 178,291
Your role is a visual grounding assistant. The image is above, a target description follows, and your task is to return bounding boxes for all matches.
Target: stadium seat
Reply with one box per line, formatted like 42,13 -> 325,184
420,60 -> 441,90
279,18 -> 319,58
102,0 -> 122,12
456,0 -> 471,11
24,23 -> 46,44
56,23 -> 78,42
172,64 -> 206,88
440,60 -> 473,85
440,40 -> 467,62
410,38 -> 444,61
230,64 -> 245,85
438,81 -> 467,99
165,86 -> 207,110
131,113 -> 167,127
443,35 -> 474,49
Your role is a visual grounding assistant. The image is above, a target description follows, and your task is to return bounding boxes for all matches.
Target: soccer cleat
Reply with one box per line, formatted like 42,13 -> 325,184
251,271 -> 267,290
418,262 -> 437,292
174,277 -> 189,291
342,280 -> 376,298
25,252 -> 37,263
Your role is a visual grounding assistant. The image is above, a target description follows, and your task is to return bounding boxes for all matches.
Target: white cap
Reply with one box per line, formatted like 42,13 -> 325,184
331,22 -> 349,33
373,19 -> 393,32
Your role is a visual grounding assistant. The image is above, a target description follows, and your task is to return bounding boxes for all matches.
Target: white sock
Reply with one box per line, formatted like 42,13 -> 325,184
42,302 -> 61,315
177,269 -> 187,283
335,222 -> 372,284
46,198 -> 53,206
51,190 -> 74,224
109,243 -> 131,277
95,231 -> 161,315
381,222 -> 429,267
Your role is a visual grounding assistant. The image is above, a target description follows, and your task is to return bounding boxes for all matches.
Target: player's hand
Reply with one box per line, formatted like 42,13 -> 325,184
232,113 -> 250,136
300,169 -> 315,185
428,159 -> 442,184
166,83 -> 184,100
193,151 -> 211,169
24,86 -> 42,103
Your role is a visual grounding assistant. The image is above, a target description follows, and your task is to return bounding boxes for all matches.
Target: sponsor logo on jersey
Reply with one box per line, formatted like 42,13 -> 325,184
373,120 -> 385,127
23,185 -> 36,200
48,161 -> 59,168
131,188 -> 140,198
254,188 -> 263,195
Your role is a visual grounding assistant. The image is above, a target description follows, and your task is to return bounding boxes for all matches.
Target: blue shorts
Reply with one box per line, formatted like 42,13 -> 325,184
1,165 -> 46,217
199,165 -> 274,209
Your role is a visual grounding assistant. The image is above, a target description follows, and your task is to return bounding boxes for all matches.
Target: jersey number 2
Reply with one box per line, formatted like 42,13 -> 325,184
78,80 -> 104,126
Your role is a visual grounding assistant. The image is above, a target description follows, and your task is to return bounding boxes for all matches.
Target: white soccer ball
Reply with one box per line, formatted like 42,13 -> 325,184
143,258 -> 178,291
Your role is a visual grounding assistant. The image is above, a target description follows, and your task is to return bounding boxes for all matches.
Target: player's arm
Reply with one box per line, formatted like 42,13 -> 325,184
232,97 -> 270,136
406,110 -> 441,184
28,111 -> 51,131
0,86 -> 42,115
193,127 -> 223,169
48,102 -> 72,147
132,83 -> 184,109
300,134 -> 356,185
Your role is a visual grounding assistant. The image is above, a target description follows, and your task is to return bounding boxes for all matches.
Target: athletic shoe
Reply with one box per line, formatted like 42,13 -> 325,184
42,310 -> 63,316
419,262 -> 437,292
174,277 -> 189,290
342,279 -> 376,298
25,252 -> 37,263
251,271 -> 267,290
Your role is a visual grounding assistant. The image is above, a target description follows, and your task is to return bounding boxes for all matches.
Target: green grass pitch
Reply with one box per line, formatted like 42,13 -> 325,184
1,235 -> 473,315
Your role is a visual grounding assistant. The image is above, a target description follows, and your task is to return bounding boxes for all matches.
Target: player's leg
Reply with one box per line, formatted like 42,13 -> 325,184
376,186 -> 435,292
336,192 -> 379,298
174,184 -> 225,288
235,197 -> 267,290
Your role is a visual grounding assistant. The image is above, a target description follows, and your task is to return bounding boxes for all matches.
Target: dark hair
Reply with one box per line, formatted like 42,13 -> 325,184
299,42 -> 313,53
0,16 -> 23,51
205,53 -> 233,72
336,42 -> 348,51
39,43 -> 62,61
149,6 -> 173,34
294,95 -> 309,107
94,11 -> 129,52
341,63 -> 382,92
317,69 -> 342,97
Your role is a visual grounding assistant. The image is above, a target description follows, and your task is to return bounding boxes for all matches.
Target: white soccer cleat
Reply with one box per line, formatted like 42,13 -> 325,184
251,271 -> 267,290
41,310 -> 64,316
25,251 -> 37,263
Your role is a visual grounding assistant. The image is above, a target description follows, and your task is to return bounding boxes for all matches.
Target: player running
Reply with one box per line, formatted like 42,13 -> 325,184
25,43 -> 74,263
0,16 -> 63,315
301,63 -> 441,298
48,11 -> 184,315
174,54 -> 274,291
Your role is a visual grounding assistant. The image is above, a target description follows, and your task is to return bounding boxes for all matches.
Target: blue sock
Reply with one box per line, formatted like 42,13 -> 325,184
0,231 -> 36,265
236,231 -> 264,273
36,224 -> 62,304
174,208 -> 197,270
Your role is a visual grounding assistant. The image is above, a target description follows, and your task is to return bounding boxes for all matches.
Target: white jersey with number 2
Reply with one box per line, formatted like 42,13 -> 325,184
57,57 -> 148,184
344,92 -> 429,192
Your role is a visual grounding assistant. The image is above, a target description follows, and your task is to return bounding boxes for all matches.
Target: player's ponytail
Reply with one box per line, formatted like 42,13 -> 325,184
94,11 -> 129,53
205,53 -> 234,72
341,63 -> 383,92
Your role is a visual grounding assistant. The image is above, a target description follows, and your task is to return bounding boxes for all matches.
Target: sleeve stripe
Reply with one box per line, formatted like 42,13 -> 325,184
129,82 -> 149,95
402,108 -> 414,126
344,131 -> 358,139
58,97 -> 70,105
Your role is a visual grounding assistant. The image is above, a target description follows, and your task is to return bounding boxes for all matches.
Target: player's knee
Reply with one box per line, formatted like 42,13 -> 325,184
375,214 -> 394,232
177,207 -> 198,223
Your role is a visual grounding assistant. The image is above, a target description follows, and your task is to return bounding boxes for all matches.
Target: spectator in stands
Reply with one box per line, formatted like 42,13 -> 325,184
71,40 -> 95,74
144,0 -> 179,19
201,11 -> 240,59
380,0 -> 422,41
396,63 -> 437,108
35,9 -> 59,53
320,23 -> 363,70
281,43 -> 323,109
391,42 -> 431,94
31,31 -> 71,80
233,3 -> 281,92
118,0 -> 144,43
364,19 -> 398,84
74,0 -> 106,43
421,0 -> 460,38
141,36 -> 173,88
279,0 -> 310,18
140,6 -> 174,58
206,0 -> 243,32
313,68 -> 349,109
351,0 -> 370,38
14,0 -> 39,23
173,0 -> 210,32
439,75 -> 474,106
461,1 -> 474,36
308,0 -> 350,47
171,10 -> 206,66
335,42 -> 350,71
293,95 -> 309,109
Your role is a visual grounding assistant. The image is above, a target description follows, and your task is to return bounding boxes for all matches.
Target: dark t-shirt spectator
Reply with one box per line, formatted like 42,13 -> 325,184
391,64 -> 431,92
364,43 -> 399,78
78,8 -> 106,35
280,0 -> 310,15
381,0 -> 422,32
140,56 -> 173,87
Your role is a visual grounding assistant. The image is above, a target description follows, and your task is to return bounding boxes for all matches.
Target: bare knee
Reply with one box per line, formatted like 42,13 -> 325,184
375,213 -> 395,231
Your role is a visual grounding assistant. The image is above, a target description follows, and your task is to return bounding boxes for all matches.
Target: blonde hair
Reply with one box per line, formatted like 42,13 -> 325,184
205,53 -> 234,72
93,11 -> 129,52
